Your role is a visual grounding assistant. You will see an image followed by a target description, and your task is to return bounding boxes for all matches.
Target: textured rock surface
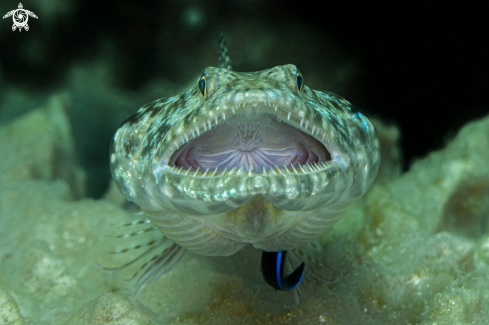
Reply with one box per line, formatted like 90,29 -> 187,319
0,289 -> 26,325
0,94 -> 488,324
0,93 -> 86,198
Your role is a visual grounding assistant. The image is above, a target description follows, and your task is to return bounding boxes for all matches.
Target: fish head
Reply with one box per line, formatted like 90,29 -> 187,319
110,64 -> 380,255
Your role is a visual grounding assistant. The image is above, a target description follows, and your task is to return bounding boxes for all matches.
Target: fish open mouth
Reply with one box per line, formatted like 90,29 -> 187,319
168,103 -> 332,174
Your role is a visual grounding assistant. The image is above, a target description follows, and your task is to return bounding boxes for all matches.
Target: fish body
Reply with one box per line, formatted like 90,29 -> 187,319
111,63 -> 380,257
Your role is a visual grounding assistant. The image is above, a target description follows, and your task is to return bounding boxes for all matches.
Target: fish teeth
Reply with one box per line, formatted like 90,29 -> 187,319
273,164 -> 282,175
312,126 -> 316,135
195,127 -> 200,136
221,112 -> 226,121
299,164 -> 307,174
307,163 -> 316,173
291,164 -> 299,175
193,167 -> 200,177
207,120 -> 212,130
211,167 -> 218,177
300,119 -> 303,128
283,165 -> 291,174
202,167 -> 209,177
287,112 -> 291,121
184,166 -> 191,175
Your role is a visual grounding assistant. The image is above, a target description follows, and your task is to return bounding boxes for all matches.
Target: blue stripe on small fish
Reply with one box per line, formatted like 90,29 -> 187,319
261,250 -> 305,291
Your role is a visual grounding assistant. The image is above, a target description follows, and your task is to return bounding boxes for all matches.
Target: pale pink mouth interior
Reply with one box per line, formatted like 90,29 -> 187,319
169,111 -> 331,173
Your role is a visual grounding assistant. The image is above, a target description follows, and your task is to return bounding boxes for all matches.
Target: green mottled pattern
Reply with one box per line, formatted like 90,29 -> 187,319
111,64 -> 380,256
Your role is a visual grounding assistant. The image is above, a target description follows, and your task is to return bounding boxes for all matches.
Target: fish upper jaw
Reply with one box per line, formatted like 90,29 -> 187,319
158,88 -> 347,175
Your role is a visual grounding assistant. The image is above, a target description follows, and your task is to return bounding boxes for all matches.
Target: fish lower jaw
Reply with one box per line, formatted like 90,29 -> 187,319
165,160 -> 334,178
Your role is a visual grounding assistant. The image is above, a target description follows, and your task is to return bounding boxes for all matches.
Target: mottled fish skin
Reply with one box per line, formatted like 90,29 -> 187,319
110,64 -> 380,256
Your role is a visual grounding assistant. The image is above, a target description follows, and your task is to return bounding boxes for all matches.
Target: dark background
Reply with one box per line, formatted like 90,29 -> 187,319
0,0 -> 487,197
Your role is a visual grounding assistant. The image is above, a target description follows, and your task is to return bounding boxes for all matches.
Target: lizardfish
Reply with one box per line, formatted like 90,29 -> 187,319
109,34 -> 380,293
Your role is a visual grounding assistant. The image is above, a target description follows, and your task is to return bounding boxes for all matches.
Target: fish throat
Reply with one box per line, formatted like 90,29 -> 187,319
169,106 -> 331,173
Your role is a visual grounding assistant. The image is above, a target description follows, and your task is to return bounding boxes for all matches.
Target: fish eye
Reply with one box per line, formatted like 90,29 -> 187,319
296,74 -> 304,94
198,76 -> 207,98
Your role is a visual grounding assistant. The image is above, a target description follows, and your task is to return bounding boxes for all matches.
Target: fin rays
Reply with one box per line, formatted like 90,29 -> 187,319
217,32 -> 232,70
103,214 -> 188,294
